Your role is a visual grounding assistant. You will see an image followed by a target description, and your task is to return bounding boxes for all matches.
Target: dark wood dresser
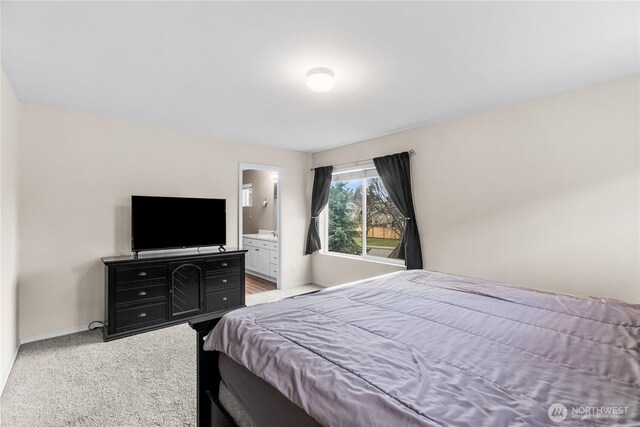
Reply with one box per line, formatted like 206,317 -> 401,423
102,249 -> 247,341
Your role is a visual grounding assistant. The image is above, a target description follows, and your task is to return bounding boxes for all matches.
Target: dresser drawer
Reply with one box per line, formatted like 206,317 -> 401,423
115,265 -> 166,285
205,272 -> 241,291
206,288 -> 242,312
254,240 -> 277,251
205,257 -> 241,272
115,283 -> 166,306
115,301 -> 167,331
103,250 -> 247,341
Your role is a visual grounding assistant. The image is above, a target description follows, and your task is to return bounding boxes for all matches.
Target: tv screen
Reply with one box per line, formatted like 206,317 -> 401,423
131,196 -> 226,252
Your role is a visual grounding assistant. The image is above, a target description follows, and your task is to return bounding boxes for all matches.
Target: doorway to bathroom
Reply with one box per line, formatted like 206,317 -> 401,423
238,163 -> 282,294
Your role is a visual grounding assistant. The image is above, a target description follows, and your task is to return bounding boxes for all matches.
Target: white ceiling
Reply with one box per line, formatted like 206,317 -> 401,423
2,2 -> 638,152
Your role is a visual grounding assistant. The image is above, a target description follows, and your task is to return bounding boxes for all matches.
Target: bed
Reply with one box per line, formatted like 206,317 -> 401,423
191,270 -> 640,426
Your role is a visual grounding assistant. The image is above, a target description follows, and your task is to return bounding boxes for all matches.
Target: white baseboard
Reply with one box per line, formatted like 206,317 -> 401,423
311,282 -> 331,288
0,344 -> 20,397
281,280 -> 317,290
313,271 -> 404,290
298,280 -> 331,288
20,325 -> 89,345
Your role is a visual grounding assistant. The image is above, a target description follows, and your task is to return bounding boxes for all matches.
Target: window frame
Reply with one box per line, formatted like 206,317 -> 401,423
241,184 -> 253,207
321,167 -> 405,266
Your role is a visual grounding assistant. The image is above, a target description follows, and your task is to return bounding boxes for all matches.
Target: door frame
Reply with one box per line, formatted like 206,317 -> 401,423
238,163 -> 283,290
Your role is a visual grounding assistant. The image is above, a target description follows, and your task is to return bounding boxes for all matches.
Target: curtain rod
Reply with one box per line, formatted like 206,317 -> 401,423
310,149 -> 415,171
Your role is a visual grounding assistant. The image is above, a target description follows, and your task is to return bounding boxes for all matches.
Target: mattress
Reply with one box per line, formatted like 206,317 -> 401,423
218,352 -> 321,427
204,270 -> 640,426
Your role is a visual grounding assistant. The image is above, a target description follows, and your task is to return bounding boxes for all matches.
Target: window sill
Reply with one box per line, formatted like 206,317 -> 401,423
318,251 -> 406,268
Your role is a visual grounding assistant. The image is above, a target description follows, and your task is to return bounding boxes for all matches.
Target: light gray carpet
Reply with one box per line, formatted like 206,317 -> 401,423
1,324 -> 196,427
1,284 -> 322,427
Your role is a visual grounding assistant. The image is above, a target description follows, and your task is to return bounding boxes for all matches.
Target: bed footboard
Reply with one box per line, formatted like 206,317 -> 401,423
189,313 -> 239,427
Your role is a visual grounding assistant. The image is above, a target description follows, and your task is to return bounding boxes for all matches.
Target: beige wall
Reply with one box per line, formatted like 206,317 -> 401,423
19,104 -> 311,339
312,75 -> 640,303
242,169 -> 276,234
6,73 -> 640,346
313,252 -> 404,287
1,69 -> 21,391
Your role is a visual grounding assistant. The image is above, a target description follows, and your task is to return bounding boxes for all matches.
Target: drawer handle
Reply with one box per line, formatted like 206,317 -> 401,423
222,297 -> 228,301
138,312 -> 147,318
138,272 -> 147,277
138,291 -> 147,296
222,279 -> 227,283
221,263 -> 228,267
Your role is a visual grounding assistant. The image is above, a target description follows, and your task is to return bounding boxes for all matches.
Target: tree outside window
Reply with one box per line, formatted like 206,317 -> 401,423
327,181 -> 361,255
326,175 -> 404,261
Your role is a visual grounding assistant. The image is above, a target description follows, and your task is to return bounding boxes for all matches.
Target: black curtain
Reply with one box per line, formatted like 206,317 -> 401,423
305,166 -> 333,255
373,152 -> 423,269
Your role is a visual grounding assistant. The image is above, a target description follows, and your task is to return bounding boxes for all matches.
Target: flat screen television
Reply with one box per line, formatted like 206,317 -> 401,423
131,195 -> 226,252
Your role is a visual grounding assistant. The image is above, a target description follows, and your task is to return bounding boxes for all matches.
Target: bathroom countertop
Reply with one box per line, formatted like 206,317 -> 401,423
242,233 -> 278,242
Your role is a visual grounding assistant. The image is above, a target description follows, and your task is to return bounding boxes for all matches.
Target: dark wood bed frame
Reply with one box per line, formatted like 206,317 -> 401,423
189,311 -> 239,427
187,289 -> 322,427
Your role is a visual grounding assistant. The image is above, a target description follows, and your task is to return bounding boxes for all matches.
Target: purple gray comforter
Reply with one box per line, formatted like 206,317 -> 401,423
204,270 -> 640,426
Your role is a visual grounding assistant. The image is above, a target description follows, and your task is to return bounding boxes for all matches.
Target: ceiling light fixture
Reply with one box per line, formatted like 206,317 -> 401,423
306,67 -> 335,93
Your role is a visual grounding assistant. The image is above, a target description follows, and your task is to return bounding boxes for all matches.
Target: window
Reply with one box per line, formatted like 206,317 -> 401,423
324,166 -> 405,263
242,184 -> 253,207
